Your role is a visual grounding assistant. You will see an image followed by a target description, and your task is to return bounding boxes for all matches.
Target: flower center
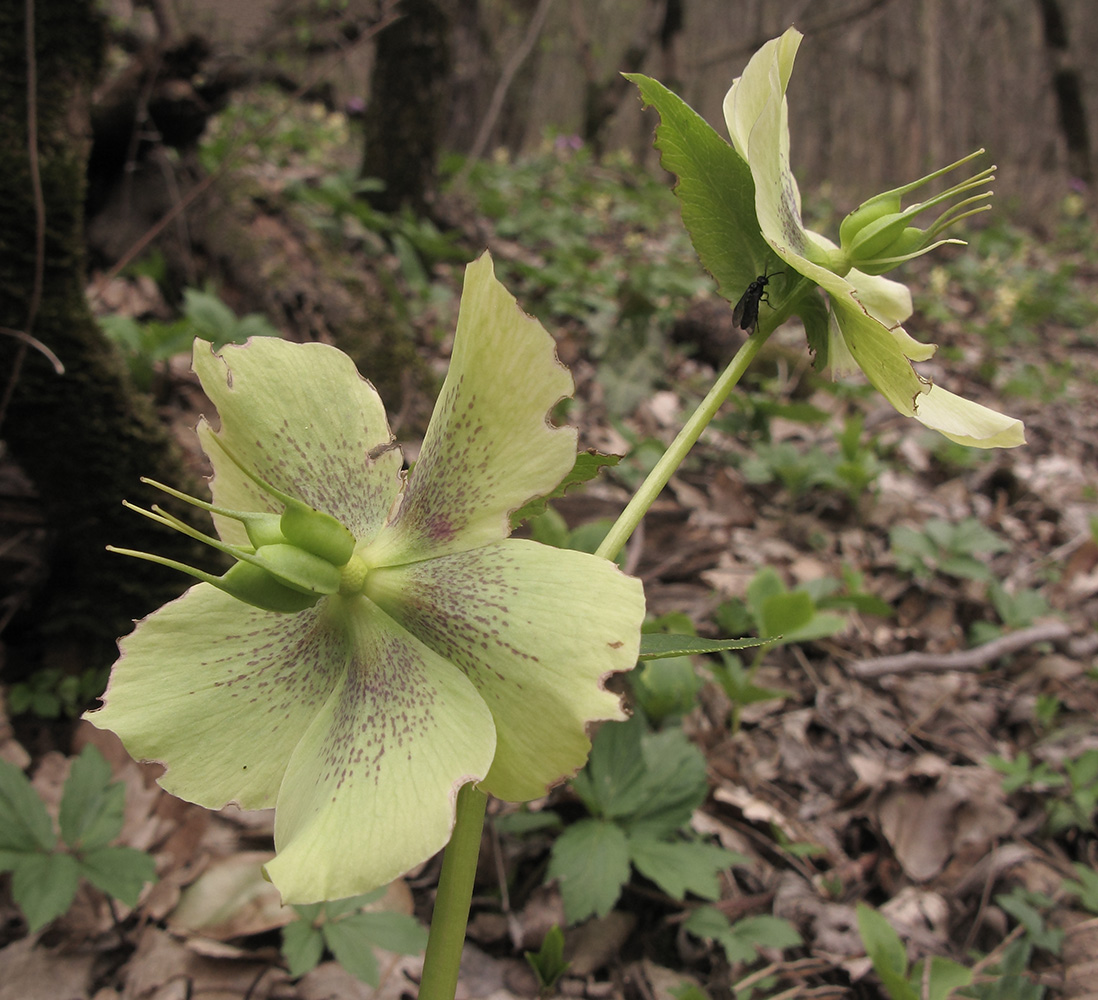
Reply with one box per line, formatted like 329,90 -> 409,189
339,553 -> 370,596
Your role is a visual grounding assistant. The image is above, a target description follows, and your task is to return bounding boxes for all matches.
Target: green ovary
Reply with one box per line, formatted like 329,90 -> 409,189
339,553 -> 371,596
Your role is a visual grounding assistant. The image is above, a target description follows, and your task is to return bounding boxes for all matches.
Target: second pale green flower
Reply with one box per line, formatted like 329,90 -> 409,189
723,28 -> 1024,449
87,253 -> 645,903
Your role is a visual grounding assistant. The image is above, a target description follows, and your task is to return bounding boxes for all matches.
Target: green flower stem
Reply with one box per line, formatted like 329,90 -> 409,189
596,325 -> 772,563
418,782 -> 489,1000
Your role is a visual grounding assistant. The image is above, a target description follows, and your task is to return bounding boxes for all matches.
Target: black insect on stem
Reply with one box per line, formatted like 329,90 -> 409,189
732,263 -> 784,333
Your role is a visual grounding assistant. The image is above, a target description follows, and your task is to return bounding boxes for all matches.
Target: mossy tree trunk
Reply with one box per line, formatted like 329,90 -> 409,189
361,0 -> 452,214
0,0 -> 202,677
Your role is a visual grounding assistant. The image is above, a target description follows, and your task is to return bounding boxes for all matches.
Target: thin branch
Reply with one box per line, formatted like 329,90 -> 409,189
452,0 -> 554,187
0,327 -> 64,374
851,621 -> 1073,679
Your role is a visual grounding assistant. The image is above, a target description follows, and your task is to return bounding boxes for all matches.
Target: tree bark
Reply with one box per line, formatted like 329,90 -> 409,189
1035,0 -> 1092,183
361,0 -> 452,213
0,0 -> 202,676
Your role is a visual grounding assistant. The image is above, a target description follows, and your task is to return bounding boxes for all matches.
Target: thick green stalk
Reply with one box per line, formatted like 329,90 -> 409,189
596,326 -> 772,563
418,783 -> 488,1000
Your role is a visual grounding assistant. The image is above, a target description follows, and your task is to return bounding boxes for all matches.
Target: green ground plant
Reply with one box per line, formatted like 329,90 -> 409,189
281,888 -> 428,985
0,746 -> 157,932
100,287 -> 280,390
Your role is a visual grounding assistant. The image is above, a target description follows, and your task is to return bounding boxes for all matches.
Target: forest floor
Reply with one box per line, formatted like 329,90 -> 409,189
2,97 -> 1098,1000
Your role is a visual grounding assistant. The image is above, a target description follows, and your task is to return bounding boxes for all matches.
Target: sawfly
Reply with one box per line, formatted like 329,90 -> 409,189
732,263 -> 784,333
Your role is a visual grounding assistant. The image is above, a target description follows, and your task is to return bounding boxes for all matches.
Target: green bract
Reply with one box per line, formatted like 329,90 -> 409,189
87,253 -> 645,904
722,28 -> 1024,449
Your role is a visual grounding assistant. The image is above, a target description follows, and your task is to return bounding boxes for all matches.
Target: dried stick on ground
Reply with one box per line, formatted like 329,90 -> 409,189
851,621 -> 1074,679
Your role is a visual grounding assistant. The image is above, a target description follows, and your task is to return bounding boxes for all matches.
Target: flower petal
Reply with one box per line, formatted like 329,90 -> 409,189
830,294 -> 925,416
85,585 -> 343,810
913,385 -> 1026,448
368,253 -> 577,565
193,338 -> 403,548
265,597 -> 496,902
724,28 -> 827,267
365,539 -> 644,802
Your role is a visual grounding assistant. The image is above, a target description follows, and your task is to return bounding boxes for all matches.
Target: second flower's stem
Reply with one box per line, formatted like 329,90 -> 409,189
596,326 -> 772,563
418,782 -> 488,1000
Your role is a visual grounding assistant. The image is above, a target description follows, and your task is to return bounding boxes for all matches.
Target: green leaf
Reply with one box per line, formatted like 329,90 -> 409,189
570,716 -> 649,819
708,656 -> 790,707
282,919 -> 326,977
630,656 -> 701,724
510,450 -> 621,527
338,910 -> 428,955
78,846 -> 157,905
914,955 -> 972,1000
995,890 -> 1063,953
628,836 -> 744,901
323,888 -> 386,919
11,852 -> 81,932
638,634 -> 767,659
0,757 -> 56,854
1063,863 -> 1098,914
59,745 -> 125,850
625,75 -> 771,306
629,727 -> 710,837
856,904 -> 918,1000
548,818 -> 631,923
684,907 -> 802,965
755,591 -> 814,638
493,809 -> 562,837
525,925 -> 570,991
323,917 -> 382,985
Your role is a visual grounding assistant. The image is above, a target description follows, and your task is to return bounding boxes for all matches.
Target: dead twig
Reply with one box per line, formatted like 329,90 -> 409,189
851,621 -> 1073,679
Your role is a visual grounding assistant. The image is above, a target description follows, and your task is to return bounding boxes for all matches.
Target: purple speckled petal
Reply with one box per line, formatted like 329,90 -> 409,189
366,254 -> 576,566
86,583 -> 345,810
265,596 -> 495,903
192,338 -> 404,548
364,538 -> 645,802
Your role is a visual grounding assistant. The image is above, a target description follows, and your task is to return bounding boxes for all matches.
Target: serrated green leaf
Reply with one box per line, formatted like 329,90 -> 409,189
629,727 -> 710,837
78,846 -> 157,905
282,919 -> 325,977
11,852 -> 81,931
570,716 -> 649,819
628,836 -> 743,901
0,757 -> 56,854
324,888 -> 385,919
323,918 -> 382,985
625,75 -> 770,306
548,818 -> 631,923
510,450 -> 621,527
338,910 -> 428,955
684,907 -> 801,965
59,745 -> 125,850
638,634 -> 767,659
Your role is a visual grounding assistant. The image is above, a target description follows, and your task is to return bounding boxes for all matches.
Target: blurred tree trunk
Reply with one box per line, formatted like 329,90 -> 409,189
361,0 -> 452,213
1035,0 -> 1092,183
0,0 -> 200,677
571,0 -> 681,155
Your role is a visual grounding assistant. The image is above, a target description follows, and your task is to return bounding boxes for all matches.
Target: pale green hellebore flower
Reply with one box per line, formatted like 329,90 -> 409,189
86,253 -> 645,904
724,27 -> 1024,449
